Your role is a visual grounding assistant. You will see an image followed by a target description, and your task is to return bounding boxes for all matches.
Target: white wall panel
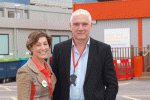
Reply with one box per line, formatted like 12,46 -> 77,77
30,0 -> 72,7
90,18 -> 138,47
142,18 -> 150,47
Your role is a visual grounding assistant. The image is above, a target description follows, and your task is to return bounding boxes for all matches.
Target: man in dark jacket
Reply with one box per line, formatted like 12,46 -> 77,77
51,9 -> 118,100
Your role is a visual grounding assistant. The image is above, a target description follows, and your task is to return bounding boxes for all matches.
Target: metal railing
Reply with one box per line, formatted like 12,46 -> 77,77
111,47 -> 131,60
111,45 -> 150,72
111,45 -> 149,60
143,47 -> 150,72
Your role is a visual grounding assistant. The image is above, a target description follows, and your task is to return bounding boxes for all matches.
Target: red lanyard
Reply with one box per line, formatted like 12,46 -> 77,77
72,38 -> 86,71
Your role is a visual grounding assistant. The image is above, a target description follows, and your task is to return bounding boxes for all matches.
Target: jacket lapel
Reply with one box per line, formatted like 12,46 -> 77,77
64,39 -> 72,83
27,58 -> 49,87
84,38 -> 96,84
27,58 -> 40,74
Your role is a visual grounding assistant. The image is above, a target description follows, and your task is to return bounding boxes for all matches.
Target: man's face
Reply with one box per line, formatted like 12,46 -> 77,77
70,14 -> 92,41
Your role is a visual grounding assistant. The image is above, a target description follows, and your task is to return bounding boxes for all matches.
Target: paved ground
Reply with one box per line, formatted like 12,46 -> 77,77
0,82 -> 17,100
117,80 -> 150,100
0,79 -> 150,100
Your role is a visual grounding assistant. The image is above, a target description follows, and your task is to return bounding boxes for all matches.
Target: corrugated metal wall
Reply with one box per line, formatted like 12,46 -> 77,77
142,18 -> 150,47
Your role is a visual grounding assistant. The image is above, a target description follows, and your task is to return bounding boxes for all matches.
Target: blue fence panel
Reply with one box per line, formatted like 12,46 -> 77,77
19,60 -> 28,67
0,57 -> 47,80
0,62 -> 7,79
6,61 -> 20,78
19,57 -> 29,68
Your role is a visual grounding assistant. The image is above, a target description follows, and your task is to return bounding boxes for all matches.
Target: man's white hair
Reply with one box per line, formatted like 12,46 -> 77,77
70,9 -> 92,24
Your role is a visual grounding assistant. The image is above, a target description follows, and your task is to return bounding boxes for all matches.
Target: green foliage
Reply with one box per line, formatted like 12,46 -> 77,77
0,58 -> 19,62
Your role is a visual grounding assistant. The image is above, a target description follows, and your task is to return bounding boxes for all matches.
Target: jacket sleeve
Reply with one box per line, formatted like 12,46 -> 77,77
16,67 -> 31,100
51,45 -> 61,100
51,45 -> 58,77
104,45 -> 118,100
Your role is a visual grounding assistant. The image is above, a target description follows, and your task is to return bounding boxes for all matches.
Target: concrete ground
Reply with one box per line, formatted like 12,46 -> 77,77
0,79 -> 150,100
117,80 -> 150,100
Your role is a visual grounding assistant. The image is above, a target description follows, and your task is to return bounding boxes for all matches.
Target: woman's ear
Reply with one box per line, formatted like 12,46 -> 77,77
29,46 -> 33,55
29,45 -> 33,52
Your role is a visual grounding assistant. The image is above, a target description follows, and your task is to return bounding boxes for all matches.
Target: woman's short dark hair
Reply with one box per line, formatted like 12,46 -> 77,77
26,31 -> 52,55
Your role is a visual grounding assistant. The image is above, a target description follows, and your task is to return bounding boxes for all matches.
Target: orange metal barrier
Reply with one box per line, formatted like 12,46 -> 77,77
134,56 -> 144,77
114,58 -> 134,81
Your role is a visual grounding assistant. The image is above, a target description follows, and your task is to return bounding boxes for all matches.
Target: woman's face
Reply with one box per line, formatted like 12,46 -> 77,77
30,37 -> 50,61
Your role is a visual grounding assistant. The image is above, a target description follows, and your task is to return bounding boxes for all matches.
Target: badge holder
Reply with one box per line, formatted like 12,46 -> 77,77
70,71 -> 77,86
42,80 -> 47,87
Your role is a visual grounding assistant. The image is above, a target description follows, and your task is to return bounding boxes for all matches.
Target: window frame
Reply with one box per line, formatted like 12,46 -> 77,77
51,35 -> 69,53
8,11 -> 21,18
0,34 -> 9,55
8,11 -> 15,18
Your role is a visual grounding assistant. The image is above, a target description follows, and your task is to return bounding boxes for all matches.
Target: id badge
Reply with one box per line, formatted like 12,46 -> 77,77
42,80 -> 47,87
70,74 -> 77,86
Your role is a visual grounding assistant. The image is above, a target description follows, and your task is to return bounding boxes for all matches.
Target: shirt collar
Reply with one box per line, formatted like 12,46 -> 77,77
31,56 -> 48,71
72,37 -> 90,46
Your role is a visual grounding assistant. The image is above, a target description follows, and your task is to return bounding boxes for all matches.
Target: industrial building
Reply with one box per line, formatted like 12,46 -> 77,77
0,2 -> 72,59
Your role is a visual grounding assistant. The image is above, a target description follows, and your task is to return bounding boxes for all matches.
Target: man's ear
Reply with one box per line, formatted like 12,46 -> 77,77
69,22 -> 72,30
91,22 -> 93,27
89,22 -> 93,31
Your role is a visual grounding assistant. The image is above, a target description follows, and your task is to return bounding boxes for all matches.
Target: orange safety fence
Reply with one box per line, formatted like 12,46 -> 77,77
114,58 -> 134,81
49,56 -> 134,81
